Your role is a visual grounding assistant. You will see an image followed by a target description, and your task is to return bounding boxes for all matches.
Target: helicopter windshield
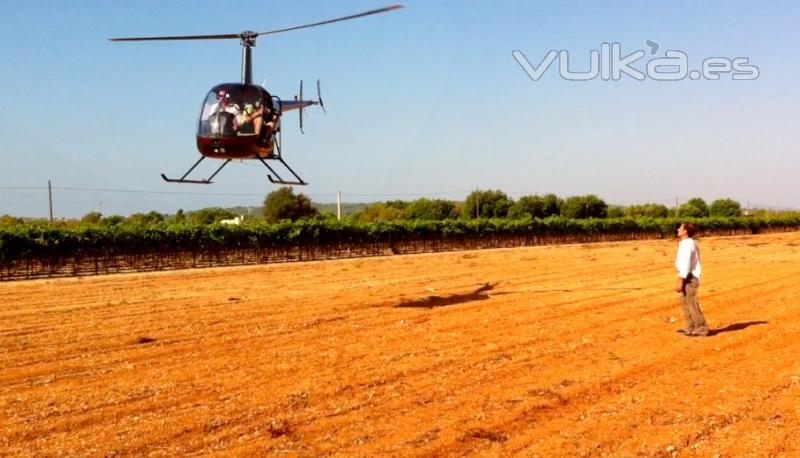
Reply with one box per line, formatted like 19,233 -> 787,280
198,84 -> 271,137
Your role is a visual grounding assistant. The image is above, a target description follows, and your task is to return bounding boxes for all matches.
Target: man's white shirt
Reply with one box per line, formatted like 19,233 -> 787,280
675,237 -> 701,280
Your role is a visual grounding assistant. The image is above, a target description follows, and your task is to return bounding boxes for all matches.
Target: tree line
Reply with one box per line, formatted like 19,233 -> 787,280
357,192 -> 748,221
0,188 -> 781,228
266,189 -> 750,223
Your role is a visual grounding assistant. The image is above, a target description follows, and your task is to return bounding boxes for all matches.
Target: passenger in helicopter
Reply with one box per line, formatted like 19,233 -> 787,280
236,102 -> 264,135
200,90 -> 243,135
236,101 -> 279,140
261,106 -> 279,139
208,90 -> 240,116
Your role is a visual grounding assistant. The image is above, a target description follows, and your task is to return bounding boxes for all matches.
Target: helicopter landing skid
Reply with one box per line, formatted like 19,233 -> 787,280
258,156 -> 308,186
161,157 -> 231,184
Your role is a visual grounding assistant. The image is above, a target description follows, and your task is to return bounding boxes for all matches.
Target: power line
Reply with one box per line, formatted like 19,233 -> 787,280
1,185 -> 473,199
56,186 -> 265,197
0,186 -> 46,191
333,190 -> 471,198
9,185 -> 795,208
1,185 -> 258,196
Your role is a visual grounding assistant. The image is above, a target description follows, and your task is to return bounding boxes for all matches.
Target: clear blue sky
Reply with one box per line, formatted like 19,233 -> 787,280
2,0 -> 799,217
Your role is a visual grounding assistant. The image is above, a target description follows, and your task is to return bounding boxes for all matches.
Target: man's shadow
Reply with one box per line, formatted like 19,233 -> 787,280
708,321 -> 768,336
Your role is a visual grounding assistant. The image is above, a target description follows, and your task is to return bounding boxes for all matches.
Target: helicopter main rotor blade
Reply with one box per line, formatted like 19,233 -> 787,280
256,4 -> 403,37
110,33 -> 240,42
110,5 -> 402,43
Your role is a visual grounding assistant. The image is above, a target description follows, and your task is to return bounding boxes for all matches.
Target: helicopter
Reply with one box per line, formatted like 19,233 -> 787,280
110,4 -> 402,185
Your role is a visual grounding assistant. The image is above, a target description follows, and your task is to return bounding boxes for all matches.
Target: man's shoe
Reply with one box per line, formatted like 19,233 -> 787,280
690,327 -> 709,337
676,328 -> 692,335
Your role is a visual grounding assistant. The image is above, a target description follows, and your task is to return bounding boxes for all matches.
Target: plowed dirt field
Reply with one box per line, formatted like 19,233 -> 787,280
2,232 -> 800,457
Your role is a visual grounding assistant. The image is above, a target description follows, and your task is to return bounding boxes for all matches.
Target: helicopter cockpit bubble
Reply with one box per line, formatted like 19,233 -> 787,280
198,84 -> 272,137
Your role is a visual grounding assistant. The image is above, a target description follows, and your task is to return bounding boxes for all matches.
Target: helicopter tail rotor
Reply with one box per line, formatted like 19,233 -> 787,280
317,79 -> 326,114
298,80 -> 305,134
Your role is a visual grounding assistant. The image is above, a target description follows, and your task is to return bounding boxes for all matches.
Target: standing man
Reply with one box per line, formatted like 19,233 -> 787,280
675,222 -> 709,336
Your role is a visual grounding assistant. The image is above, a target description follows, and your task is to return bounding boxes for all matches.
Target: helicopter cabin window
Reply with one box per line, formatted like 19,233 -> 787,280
198,85 -> 270,137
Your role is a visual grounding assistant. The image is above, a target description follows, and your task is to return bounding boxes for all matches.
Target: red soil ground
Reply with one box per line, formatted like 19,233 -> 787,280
2,232 -> 800,457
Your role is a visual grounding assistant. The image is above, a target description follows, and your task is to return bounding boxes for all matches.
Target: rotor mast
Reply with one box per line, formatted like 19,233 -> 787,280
240,32 -> 257,85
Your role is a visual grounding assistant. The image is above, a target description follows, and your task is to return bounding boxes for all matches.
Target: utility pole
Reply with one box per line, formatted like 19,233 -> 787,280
337,191 -> 342,221
48,180 -> 53,222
